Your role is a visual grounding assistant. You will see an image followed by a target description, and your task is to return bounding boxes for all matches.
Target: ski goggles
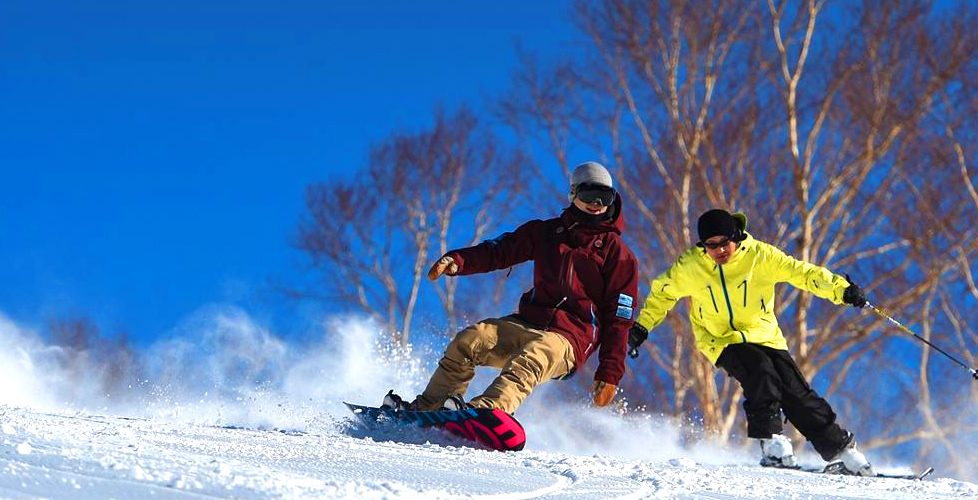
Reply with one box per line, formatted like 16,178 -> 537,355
698,230 -> 746,249
575,184 -> 616,207
701,237 -> 733,250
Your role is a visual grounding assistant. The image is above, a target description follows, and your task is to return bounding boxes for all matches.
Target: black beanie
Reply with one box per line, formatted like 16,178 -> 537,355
697,209 -> 738,242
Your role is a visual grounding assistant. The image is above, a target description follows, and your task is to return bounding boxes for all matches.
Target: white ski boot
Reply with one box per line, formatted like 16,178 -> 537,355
826,434 -> 875,476
759,434 -> 798,468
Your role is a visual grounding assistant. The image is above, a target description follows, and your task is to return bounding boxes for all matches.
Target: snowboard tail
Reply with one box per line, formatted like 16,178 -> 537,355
344,402 -> 526,451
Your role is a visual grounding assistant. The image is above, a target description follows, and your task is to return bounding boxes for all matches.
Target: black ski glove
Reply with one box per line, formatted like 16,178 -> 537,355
843,275 -> 868,308
628,323 -> 649,359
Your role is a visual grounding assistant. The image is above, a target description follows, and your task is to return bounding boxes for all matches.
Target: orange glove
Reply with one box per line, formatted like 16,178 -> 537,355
592,381 -> 617,407
427,255 -> 459,280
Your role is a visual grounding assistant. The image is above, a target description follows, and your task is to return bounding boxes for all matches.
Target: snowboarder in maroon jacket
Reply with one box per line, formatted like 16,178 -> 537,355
384,162 -> 640,415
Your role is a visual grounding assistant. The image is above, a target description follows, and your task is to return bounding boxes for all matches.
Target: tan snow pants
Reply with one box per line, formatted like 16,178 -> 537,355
416,315 -> 576,414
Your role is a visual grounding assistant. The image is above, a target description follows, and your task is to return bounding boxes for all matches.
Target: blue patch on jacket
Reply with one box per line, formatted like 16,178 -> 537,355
617,293 -> 633,307
616,305 -> 633,319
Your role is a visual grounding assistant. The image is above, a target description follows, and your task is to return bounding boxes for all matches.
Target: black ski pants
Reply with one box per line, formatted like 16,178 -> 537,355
716,343 -> 851,460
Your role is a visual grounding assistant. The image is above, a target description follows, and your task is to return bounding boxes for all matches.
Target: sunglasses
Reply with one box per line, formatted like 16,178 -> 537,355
701,237 -> 733,250
576,184 -> 616,207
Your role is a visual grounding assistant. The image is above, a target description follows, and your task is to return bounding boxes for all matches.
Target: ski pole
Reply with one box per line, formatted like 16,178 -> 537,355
866,302 -> 978,381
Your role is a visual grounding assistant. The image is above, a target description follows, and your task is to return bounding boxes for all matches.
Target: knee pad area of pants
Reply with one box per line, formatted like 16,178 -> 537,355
446,328 -> 492,363
505,354 -> 546,383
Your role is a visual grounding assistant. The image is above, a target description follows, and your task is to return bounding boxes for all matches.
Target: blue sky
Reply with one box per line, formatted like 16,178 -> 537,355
0,0 -> 576,344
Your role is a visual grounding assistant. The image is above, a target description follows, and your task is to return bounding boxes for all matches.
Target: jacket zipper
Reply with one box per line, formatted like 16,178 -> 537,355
583,304 -> 597,357
545,296 -> 568,330
566,259 -> 575,288
738,280 -> 747,307
558,222 -> 580,289
558,251 -> 572,287
717,265 -> 747,343
550,250 -> 575,330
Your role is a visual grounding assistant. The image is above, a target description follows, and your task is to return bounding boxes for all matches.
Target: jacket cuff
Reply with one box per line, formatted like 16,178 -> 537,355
594,369 -> 622,386
447,252 -> 465,273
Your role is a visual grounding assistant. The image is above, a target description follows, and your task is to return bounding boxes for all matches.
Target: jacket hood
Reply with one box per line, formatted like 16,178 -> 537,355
732,212 -> 747,232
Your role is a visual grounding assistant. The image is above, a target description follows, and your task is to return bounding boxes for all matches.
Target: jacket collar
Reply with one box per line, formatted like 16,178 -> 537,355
560,195 -> 626,235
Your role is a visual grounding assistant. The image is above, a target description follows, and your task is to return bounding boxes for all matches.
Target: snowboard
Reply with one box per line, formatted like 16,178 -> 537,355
343,402 -> 526,452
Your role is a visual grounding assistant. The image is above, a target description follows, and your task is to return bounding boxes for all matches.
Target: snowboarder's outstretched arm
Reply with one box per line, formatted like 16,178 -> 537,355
427,220 -> 542,280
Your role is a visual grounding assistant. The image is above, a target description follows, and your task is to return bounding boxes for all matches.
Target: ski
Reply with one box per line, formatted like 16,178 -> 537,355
878,467 -> 934,481
790,462 -> 935,480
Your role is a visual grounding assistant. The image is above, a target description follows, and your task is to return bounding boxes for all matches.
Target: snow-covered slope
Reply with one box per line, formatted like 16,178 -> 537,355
2,310 -> 976,499
2,405 -> 976,500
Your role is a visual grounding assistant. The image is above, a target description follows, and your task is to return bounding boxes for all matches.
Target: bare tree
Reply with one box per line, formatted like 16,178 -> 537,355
294,107 -> 524,346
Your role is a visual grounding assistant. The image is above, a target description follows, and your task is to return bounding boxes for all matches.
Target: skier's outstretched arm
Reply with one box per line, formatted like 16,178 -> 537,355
629,254 -> 692,357
764,243 -> 852,305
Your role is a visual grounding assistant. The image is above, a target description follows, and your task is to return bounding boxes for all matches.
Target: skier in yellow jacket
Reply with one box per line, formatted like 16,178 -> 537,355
628,209 -> 875,476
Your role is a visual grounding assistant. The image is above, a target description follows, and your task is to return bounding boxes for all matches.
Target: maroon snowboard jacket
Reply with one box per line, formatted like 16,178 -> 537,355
446,198 -> 639,385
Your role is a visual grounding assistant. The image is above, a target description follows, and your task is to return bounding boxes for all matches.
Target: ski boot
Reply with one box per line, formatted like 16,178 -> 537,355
824,432 -> 875,476
759,434 -> 798,468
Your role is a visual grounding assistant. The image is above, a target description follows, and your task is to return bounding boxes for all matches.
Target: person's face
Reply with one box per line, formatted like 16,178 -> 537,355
573,196 -> 610,215
703,235 -> 738,265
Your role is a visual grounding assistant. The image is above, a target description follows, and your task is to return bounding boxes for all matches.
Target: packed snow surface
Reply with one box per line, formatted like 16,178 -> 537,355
1,405 -> 975,500
2,310 -> 976,499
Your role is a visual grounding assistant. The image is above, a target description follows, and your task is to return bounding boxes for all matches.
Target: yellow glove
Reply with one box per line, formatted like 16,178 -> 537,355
592,381 -> 617,407
427,255 -> 459,280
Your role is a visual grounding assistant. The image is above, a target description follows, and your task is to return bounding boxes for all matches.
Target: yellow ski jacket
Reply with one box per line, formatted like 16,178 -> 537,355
635,233 -> 850,364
